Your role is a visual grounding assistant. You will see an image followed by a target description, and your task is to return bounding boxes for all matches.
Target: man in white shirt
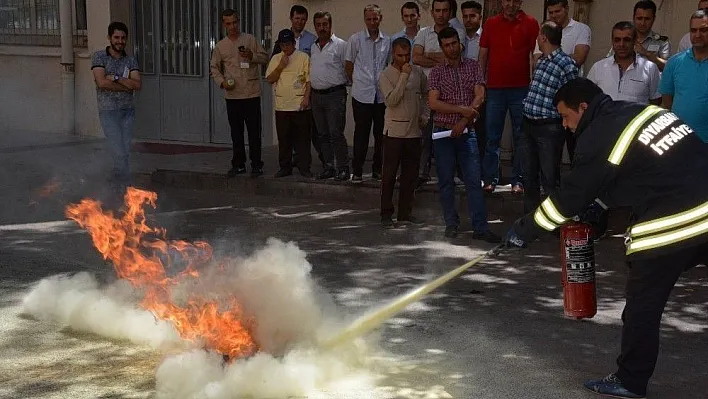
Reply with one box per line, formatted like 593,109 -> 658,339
310,11 -> 351,181
534,0 -> 591,73
412,0 -> 466,185
345,4 -> 391,182
678,0 -> 708,53
461,1 -> 483,61
587,21 -> 661,105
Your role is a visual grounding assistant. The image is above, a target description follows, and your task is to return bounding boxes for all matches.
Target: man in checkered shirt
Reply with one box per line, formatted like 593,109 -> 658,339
522,21 -> 578,213
428,27 -> 501,243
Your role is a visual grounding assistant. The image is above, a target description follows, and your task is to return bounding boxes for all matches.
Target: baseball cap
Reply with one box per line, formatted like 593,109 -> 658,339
276,29 -> 296,44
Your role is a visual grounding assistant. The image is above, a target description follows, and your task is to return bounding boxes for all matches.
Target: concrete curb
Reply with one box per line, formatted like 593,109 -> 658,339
141,169 -> 525,217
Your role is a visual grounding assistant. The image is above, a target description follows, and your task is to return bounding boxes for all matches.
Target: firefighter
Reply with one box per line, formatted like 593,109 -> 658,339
504,77 -> 708,399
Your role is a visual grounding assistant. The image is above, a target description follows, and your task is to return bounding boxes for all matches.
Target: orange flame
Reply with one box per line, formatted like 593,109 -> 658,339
65,187 -> 258,359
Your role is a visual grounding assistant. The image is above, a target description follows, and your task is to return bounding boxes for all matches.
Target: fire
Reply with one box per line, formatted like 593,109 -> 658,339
65,187 -> 258,359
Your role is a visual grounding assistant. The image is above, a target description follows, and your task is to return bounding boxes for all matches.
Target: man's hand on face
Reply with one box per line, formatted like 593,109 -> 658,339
401,63 -> 413,74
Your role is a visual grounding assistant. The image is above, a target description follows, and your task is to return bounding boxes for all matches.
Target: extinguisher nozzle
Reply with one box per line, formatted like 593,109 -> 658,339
486,244 -> 505,257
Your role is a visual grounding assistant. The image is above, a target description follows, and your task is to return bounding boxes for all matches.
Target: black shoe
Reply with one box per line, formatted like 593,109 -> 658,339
372,171 -> 382,180
381,216 -> 395,228
251,167 -> 263,177
300,170 -> 313,179
274,169 -> 293,178
444,225 -> 458,238
226,166 -> 247,178
398,215 -> 424,226
351,174 -> 363,183
335,169 -> 350,181
416,176 -> 430,189
472,229 -> 502,244
317,169 -> 336,180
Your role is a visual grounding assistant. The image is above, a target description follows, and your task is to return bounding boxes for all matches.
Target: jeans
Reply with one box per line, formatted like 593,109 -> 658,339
352,98 -> 385,176
226,97 -> 263,170
433,127 -> 488,231
483,87 -> 527,187
522,119 -> 565,213
311,88 -> 349,171
99,108 -> 135,191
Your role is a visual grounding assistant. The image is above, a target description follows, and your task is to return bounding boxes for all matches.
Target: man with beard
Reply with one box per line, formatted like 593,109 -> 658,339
504,77 -> 708,399
478,0 -> 540,196
91,22 -> 141,197
607,1 -> 670,71
412,0 -> 466,188
587,21 -> 661,106
310,11 -> 351,181
210,9 -> 269,179
428,27 -> 501,243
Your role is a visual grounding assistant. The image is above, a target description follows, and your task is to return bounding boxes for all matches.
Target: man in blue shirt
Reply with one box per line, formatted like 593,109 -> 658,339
660,8 -> 708,143
272,5 -> 317,57
391,2 -> 421,59
522,21 -> 578,213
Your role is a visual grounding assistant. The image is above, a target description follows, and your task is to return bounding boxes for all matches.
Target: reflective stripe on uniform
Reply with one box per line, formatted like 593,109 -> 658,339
534,209 -> 557,231
541,198 -> 568,225
630,201 -> 708,237
608,105 -> 664,165
627,217 -> 708,255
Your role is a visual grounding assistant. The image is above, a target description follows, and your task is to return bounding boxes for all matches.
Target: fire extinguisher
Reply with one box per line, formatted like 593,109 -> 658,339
560,222 -> 597,319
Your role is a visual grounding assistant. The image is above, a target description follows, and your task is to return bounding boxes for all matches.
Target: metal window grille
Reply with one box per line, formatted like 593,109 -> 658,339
0,0 -> 87,47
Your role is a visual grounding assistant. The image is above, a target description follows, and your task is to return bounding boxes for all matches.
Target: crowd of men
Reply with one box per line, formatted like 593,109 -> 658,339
205,0 -> 708,241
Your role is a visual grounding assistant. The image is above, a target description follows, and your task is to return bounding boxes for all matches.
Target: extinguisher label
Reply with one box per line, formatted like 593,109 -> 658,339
565,242 -> 596,284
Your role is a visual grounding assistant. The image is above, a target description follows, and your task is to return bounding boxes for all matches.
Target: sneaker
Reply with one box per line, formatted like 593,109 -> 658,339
335,169 -> 350,181
300,170 -> 313,179
351,174 -> 363,183
472,229 -> 502,244
381,216 -> 395,228
251,167 -> 263,177
398,216 -> 424,226
444,225 -> 458,238
511,184 -> 524,195
583,373 -> 645,399
274,169 -> 293,178
317,169 -> 336,180
372,171 -> 382,180
226,166 -> 247,178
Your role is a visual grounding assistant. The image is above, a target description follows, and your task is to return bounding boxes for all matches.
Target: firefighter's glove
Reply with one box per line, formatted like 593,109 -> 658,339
504,218 -> 529,249
578,200 -> 605,225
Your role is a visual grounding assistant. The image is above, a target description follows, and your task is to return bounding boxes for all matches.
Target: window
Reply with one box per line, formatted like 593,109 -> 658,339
0,0 -> 87,46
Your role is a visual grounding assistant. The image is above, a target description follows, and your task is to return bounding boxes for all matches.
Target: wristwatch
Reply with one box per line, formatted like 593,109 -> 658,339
113,75 -> 120,82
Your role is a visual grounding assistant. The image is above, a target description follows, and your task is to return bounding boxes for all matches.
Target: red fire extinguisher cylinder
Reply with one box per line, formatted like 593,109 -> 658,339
560,222 -> 597,319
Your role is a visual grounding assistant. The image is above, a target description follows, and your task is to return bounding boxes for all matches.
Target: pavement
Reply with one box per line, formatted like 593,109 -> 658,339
1,130 -> 708,398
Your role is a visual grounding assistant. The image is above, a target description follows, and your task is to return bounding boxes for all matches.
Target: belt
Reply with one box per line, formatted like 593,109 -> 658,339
312,85 -> 346,95
524,116 -> 561,126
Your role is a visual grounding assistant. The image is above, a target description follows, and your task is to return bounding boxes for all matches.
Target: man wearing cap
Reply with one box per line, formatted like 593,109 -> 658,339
266,29 -> 313,178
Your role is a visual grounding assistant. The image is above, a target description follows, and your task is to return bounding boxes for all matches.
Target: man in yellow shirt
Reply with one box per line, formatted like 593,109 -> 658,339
266,29 -> 313,178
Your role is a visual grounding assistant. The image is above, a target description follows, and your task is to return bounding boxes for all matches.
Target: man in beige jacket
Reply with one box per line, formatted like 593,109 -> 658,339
378,37 -> 428,228
210,8 -> 269,178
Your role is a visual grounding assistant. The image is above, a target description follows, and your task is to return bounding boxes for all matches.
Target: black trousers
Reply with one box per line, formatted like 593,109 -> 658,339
275,110 -> 311,172
615,244 -> 708,396
381,136 -> 421,219
226,97 -> 263,169
352,98 -> 385,176
419,111 -> 434,179
522,118 -> 564,213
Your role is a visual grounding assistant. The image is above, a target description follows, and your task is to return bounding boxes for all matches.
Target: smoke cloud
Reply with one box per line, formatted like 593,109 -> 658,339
21,238 -> 395,398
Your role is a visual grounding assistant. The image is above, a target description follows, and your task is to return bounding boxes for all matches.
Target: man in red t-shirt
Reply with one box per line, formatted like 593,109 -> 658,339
478,0 -> 539,194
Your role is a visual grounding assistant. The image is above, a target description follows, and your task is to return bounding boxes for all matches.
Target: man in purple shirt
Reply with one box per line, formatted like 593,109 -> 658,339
428,27 -> 501,243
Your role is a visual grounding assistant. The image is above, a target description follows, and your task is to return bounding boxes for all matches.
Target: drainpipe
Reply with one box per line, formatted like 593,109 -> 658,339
59,0 -> 75,135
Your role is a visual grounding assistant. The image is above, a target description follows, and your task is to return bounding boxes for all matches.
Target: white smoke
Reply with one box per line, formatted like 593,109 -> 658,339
20,238 -> 397,398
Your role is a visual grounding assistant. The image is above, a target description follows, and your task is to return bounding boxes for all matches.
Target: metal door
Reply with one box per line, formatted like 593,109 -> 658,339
209,0 -> 273,146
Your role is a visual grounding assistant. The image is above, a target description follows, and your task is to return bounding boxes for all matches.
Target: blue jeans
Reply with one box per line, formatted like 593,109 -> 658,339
483,88 -> 527,187
99,108 -> 135,190
433,127 -> 488,231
